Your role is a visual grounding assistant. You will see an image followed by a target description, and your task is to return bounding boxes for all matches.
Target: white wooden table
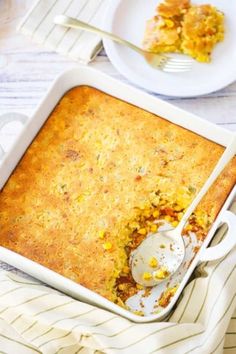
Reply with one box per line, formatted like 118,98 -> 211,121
1,1 -> 236,129
0,0 -> 236,275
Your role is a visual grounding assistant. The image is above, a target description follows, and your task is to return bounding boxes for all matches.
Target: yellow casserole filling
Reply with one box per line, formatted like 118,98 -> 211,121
143,0 -> 224,62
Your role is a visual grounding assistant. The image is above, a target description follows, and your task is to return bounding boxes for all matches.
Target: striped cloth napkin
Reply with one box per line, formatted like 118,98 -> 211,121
0,203 -> 236,353
18,0 -> 107,64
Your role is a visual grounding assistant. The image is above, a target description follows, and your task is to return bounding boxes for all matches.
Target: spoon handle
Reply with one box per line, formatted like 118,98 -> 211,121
54,15 -> 144,55
177,134 -> 236,232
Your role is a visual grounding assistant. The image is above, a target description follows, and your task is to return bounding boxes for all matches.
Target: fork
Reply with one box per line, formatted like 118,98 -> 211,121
54,15 -> 192,73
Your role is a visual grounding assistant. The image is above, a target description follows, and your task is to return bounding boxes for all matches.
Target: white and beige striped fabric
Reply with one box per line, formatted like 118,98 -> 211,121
0,203 -> 235,354
18,0 -> 107,64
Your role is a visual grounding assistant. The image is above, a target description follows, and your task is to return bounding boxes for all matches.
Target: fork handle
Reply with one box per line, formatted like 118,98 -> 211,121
54,15 -> 143,55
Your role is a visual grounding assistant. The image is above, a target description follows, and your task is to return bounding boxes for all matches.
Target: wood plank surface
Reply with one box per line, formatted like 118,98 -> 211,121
0,0 -> 236,130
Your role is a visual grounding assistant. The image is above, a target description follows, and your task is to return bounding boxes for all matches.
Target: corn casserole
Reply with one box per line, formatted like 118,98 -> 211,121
143,0 -> 224,62
0,86 -> 235,307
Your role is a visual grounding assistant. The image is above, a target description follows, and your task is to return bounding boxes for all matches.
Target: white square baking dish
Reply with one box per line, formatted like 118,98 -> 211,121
0,67 -> 235,323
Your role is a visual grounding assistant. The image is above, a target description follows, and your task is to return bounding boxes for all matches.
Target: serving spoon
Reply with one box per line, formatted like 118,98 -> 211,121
131,135 -> 236,287
54,15 -> 192,73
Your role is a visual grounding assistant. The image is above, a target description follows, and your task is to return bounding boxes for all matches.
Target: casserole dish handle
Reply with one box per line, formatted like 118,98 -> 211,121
199,208 -> 236,262
0,112 -> 28,160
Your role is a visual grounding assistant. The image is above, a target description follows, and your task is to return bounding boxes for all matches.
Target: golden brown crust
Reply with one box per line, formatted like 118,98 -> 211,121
158,0 -> 190,18
0,86 -> 235,302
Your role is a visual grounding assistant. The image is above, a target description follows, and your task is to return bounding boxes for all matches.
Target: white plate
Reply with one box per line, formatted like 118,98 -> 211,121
103,0 -> 236,97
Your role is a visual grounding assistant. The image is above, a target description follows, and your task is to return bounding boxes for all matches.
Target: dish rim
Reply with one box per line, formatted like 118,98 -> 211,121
0,66 -> 235,323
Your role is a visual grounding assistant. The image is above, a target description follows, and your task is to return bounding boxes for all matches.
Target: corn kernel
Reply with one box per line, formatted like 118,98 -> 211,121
158,286 -> 177,308
139,202 -> 150,210
116,297 -> 126,308
136,284 -> 144,290
150,224 -> 158,233
118,284 -> 126,291
198,54 -> 208,62
175,206 -> 183,212
114,269 -> 120,278
138,228 -> 147,235
77,195 -> 84,202
122,266 -> 130,274
133,310 -> 144,316
151,196 -> 160,206
169,286 -> 178,295
129,221 -> 140,230
165,19 -> 174,28
172,220 -> 178,228
177,212 -> 184,221
149,257 -> 158,268
98,230 -> 105,239
197,219 -> 205,227
143,209 -> 151,217
103,242 -> 112,250
153,267 -> 169,280
164,215 -> 172,222
195,210 -> 204,217
153,210 -> 160,218
179,188 -> 186,195
142,272 -> 152,281
177,194 -> 191,209
185,224 -> 192,231
177,26 -> 182,34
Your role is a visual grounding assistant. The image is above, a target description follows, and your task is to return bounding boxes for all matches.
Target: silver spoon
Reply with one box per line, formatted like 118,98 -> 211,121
131,135 -> 236,286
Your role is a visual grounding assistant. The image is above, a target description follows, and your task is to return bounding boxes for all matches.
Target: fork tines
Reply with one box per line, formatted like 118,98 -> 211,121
160,56 -> 193,72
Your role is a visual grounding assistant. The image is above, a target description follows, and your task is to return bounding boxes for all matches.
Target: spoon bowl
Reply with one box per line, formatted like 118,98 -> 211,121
130,229 -> 185,287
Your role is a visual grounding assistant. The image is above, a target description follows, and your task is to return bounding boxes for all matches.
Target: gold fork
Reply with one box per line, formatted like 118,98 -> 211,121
54,15 -> 192,73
